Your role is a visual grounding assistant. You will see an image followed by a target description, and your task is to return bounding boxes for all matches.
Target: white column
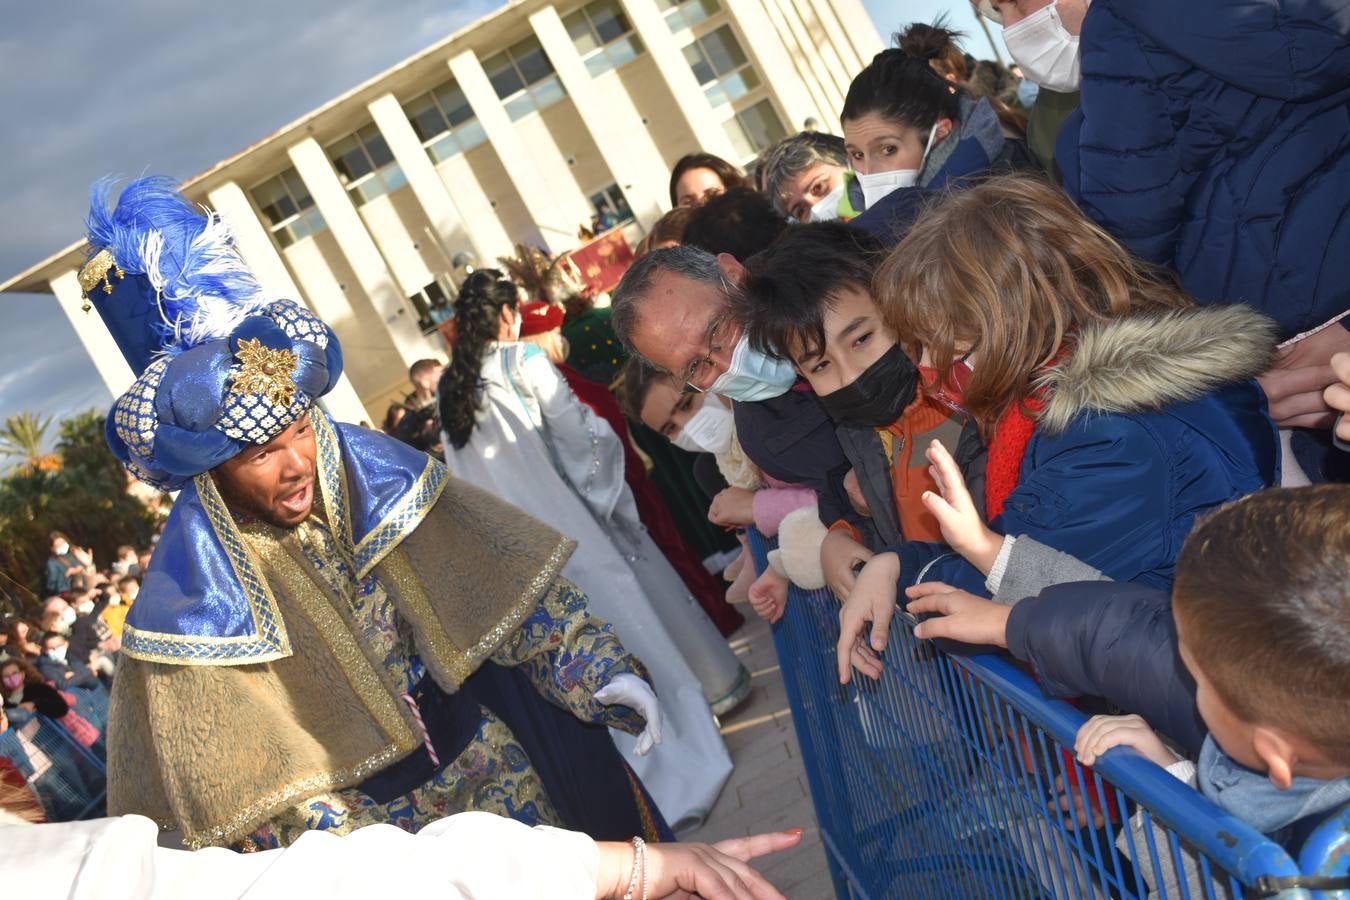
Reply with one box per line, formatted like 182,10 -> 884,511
367,93 -> 510,264
769,0 -> 848,116
430,154 -> 516,262
206,181 -> 305,300
205,179 -> 370,424
50,269 -> 136,398
287,137 -> 429,370
722,0 -> 825,130
529,7 -> 669,227
617,0 -> 740,161
755,0 -> 841,126
822,0 -> 883,70
447,51 -> 588,254
803,0 -> 866,85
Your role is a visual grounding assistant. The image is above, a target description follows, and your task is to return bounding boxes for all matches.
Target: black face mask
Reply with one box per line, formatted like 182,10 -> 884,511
817,344 -> 920,427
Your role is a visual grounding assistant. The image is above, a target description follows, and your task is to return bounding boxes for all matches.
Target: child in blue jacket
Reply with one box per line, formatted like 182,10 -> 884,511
903,483 -> 1350,865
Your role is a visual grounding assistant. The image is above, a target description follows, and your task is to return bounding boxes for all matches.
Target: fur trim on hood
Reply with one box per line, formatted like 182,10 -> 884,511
1035,305 -> 1278,435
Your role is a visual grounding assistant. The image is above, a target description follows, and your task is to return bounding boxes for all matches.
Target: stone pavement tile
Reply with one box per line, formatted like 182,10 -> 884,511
736,756 -> 805,807
728,739 -> 791,789
699,776 -> 813,839
692,606 -> 837,897
768,831 -> 836,898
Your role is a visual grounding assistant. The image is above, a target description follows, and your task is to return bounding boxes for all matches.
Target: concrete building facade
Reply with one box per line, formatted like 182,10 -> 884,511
1,0 -> 881,421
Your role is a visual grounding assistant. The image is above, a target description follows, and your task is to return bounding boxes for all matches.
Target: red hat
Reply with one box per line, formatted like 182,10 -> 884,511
518,301 -> 564,337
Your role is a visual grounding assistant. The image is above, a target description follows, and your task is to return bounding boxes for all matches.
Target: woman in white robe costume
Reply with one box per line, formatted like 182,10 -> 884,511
439,272 -> 745,832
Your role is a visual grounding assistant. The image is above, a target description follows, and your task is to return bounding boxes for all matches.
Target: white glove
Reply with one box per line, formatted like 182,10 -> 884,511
594,673 -> 663,756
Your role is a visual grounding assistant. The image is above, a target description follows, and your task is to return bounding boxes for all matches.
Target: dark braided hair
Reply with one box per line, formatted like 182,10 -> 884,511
438,269 -> 519,450
841,23 -> 962,135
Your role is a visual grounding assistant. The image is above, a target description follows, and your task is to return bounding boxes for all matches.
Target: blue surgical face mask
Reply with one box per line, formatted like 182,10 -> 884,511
1016,77 -> 1040,109
707,333 -> 798,403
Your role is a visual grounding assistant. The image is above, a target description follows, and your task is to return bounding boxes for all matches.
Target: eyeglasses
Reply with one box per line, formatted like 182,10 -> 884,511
681,309 -> 733,394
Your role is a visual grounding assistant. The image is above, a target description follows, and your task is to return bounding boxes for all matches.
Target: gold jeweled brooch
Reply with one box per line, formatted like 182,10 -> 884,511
230,338 -> 299,407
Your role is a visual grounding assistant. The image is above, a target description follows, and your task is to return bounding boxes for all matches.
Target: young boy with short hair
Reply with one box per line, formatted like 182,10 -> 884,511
736,223 -> 967,600
905,482 -> 1350,860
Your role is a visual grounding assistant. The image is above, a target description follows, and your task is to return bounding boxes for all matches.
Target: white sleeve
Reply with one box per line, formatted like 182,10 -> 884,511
518,350 -> 631,525
2,812 -> 599,900
984,535 -> 1018,595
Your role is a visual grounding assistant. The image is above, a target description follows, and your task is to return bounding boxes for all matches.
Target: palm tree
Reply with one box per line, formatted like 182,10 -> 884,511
0,411 -> 56,472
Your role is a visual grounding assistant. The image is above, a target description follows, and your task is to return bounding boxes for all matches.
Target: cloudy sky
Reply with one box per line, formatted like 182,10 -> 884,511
0,0 -> 1002,444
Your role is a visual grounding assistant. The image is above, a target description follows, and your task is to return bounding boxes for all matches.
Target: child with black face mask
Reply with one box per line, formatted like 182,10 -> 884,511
738,223 -> 966,602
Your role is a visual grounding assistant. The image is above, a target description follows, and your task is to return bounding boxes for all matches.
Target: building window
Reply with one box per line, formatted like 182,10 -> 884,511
409,279 -> 453,333
483,37 -> 567,121
251,168 -> 327,248
405,80 -> 488,162
724,98 -> 787,158
682,25 -> 760,108
563,0 -> 645,77
657,0 -> 720,33
589,183 -> 634,230
327,124 -> 408,206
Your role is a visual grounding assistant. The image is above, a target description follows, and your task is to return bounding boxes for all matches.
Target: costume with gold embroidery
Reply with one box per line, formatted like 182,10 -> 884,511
82,177 -> 668,850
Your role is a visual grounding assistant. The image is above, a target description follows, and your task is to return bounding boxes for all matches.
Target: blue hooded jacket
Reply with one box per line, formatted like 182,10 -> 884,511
1057,0 -> 1350,340
894,305 -> 1280,595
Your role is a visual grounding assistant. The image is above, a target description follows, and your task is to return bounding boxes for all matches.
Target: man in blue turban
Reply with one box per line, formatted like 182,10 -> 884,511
85,178 -> 667,850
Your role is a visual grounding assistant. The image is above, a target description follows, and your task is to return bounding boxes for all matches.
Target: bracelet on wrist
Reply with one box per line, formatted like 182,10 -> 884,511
621,836 -> 647,900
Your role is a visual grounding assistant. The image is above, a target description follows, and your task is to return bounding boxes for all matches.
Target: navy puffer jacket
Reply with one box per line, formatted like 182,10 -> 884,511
1057,0 -> 1350,340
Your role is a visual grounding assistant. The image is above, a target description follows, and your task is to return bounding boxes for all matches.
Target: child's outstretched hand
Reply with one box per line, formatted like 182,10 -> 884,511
904,582 -> 1011,647
920,440 -> 1002,575
1075,714 -> 1178,768
836,552 -> 901,684
748,568 -> 790,624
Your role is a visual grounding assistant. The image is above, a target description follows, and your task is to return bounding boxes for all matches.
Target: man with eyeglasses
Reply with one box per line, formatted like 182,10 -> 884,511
610,245 -> 857,542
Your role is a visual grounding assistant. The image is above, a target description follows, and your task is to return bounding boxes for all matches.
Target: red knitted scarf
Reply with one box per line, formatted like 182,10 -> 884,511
984,398 -> 1041,520
982,337 -> 1079,519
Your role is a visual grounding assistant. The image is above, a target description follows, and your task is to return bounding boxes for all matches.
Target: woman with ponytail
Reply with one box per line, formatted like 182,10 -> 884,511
439,271 -> 740,834
843,20 -> 1038,237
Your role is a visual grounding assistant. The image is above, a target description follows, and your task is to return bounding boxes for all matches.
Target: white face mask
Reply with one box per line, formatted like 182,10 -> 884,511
61,608 -> 77,626
671,395 -> 736,454
1003,1 -> 1082,92
809,183 -> 846,223
76,600 -> 95,616
853,121 -> 941,210
707,334 -> 798,403
46,645 -> 67,664
53,542 -> 69,557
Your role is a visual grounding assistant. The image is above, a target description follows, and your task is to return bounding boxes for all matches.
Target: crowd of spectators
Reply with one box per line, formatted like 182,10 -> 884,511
593,2 -> 1347,884
8,3 -> 1350,896
1,532 -> 149,821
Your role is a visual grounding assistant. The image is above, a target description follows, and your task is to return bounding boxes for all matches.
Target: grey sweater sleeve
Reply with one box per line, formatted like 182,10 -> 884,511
991,535 -> 1111,605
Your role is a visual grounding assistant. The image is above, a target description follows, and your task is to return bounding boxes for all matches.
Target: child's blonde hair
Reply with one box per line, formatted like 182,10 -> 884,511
874,175 -> 1191,437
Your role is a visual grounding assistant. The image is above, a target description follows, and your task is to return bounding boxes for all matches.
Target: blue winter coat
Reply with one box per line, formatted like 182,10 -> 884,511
894,305 -> 1280,594
1002,581 -> 1205,755
1057,0 -> 1350,340
732,384 -> 854,526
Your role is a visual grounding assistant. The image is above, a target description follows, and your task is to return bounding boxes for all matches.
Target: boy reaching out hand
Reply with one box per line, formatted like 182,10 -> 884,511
837,439 -> 1106,683
905,485 -> 1350,867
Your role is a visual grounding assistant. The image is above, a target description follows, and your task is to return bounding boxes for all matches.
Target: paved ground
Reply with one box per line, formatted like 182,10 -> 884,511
684,599 -> 836,899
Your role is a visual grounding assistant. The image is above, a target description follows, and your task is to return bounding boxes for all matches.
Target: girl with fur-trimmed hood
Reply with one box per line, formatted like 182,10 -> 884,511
838,175 -> 1280,675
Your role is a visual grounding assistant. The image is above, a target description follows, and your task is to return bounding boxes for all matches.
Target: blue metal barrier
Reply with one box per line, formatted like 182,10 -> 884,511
0,710 -> 107,821
747,530 -> 1348,900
